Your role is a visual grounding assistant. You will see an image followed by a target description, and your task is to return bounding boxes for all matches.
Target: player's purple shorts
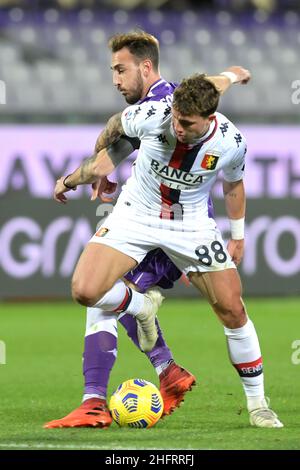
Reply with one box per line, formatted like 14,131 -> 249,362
124,248 -> 181,293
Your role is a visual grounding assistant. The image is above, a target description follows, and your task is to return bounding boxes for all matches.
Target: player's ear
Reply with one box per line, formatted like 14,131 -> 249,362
141,59 -> 152,77
208,114 -> 215,121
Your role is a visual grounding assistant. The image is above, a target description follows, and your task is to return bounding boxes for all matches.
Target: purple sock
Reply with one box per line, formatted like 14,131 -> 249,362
83,331 -> 117,398
119,314 -> 173,368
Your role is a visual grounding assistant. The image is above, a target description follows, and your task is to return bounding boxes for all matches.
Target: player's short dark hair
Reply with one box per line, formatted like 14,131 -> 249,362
173,74 -> 220,117
108,30 -> 160,71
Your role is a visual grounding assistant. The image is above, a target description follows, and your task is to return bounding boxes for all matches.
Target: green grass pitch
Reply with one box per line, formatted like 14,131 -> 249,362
0,298 -> 299,450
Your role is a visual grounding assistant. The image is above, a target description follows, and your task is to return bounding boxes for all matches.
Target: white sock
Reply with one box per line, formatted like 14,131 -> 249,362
124,289 -> 145,316
224,318 -> 265,406
92,279 -> 144,316
155,359 -> 174,376
85,306 -> 118,336
82,393 -> 105,402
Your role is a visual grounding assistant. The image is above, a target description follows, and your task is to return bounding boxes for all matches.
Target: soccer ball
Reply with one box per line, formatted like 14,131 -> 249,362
109,378 -> 163,428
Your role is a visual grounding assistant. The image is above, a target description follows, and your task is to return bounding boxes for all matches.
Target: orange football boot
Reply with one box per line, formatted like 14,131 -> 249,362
159,362 -> 196,416
44,398 -> 112,428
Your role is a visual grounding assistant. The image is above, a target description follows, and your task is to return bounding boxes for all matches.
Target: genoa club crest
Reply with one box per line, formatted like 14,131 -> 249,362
95,227 -> 109,237
201,152 -> 220,170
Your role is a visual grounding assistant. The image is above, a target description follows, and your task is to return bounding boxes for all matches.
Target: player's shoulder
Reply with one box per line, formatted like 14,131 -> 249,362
215,112 -> 246,151
215,112 -> 245,138
123,100 -> 170,135
140,99 -> 169,120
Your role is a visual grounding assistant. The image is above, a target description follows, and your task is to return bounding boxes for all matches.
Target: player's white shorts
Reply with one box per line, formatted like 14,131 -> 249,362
90,196 -> 236,275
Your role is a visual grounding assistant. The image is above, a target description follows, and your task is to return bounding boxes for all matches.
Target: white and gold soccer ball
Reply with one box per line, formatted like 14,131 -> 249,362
109,378 -> 163,428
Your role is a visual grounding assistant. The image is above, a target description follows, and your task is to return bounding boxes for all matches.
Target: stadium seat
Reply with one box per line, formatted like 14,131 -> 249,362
0,8 -> 298,117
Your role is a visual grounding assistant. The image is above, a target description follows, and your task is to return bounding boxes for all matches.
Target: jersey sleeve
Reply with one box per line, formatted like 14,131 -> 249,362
222,138 -> 247,182
121,102 -> 164,139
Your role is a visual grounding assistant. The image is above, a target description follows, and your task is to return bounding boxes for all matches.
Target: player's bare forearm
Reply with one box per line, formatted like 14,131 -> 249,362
63,112 -> 125,188
223,180 -> 246,266
223,179 -> 245,265
61,150 -> 114,190
207,66 -> 251,94
54,112 -> 127,203
207,75 -> 231,94
223,179 -> 246,220
54,150 -> 116,203
54,112 -> 131,203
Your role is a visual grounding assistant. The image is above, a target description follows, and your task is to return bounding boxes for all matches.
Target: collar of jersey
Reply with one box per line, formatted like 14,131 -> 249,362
196,116 -> 218,144
139,78 -> 167,103
172,116 -> 218,147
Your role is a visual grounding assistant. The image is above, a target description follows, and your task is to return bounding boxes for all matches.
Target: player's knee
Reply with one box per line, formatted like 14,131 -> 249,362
233,302 -> 247,325
71,278 -> 106,307
215,298 -> 247,328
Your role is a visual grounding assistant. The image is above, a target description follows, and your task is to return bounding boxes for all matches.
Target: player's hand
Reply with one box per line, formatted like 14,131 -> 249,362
54,176 -> 72,204
91,176 -> 117,202
225,66 -> 251,84
227,239 -> 244,266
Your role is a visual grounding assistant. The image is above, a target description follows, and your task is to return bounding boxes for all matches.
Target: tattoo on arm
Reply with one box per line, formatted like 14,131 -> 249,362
223,180 -> 242,196
63,113 -> 125,186
79,112 -> 124,182
95,112 -> 124,153
227,191 -> 237,198
79,153 -> 99,182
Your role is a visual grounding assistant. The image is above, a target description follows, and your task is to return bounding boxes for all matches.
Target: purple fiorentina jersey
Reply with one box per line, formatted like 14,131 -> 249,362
138,78 -> 177,105
123,78 -> 215,292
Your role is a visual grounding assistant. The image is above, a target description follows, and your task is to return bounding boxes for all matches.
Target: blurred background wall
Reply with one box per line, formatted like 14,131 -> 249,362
0,0 -> 299,299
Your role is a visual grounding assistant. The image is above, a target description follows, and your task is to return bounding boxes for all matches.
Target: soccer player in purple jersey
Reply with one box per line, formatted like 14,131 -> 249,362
46,31 -> 250,429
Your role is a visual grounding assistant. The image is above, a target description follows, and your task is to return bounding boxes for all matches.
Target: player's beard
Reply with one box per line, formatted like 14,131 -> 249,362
124,70 -> 144,104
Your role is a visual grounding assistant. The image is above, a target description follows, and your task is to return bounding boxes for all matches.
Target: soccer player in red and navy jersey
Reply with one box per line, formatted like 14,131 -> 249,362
48,32 -> 274,430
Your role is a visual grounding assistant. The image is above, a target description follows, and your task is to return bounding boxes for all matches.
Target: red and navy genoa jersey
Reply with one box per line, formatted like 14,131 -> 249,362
123,78 -> 217,287
124,79 -> 180,289
121,98 -> 246,228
